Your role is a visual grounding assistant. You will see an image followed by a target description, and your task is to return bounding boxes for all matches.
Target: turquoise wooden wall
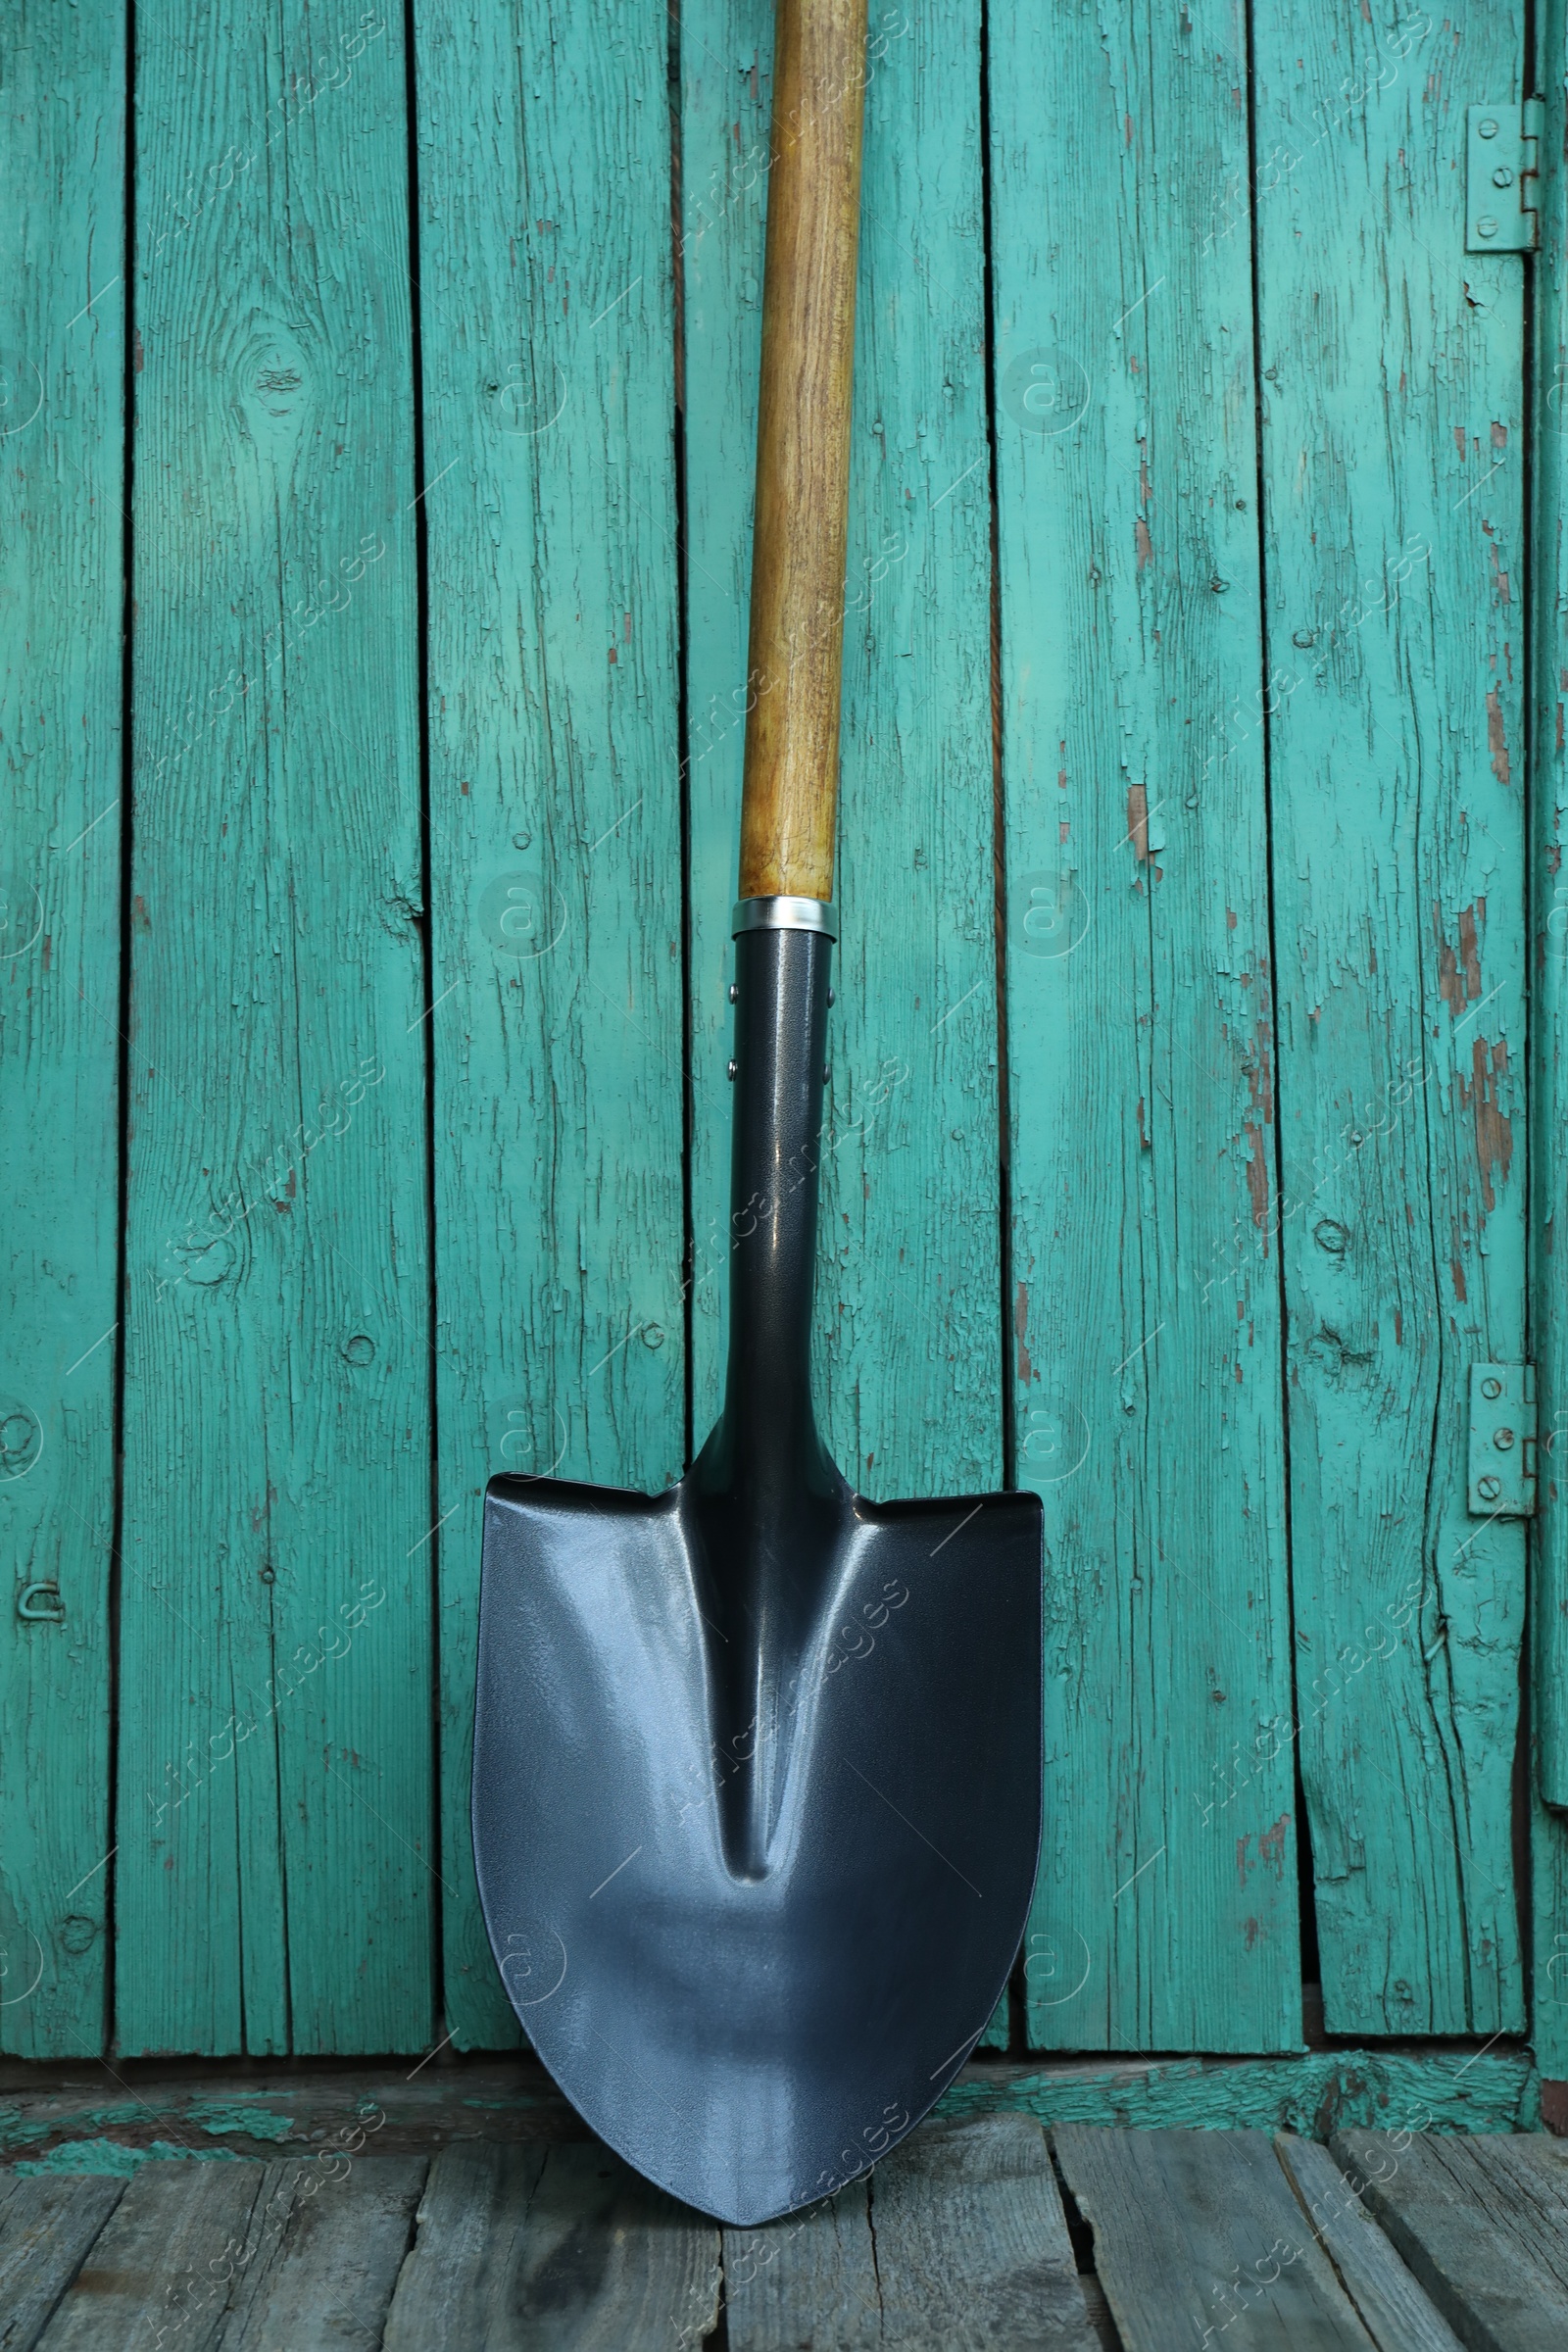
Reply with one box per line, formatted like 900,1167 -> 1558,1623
5,0 -> 1568,2076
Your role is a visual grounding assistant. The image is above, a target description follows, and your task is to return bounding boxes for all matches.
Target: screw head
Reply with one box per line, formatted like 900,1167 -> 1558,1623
727,1059 -> 738,1082
728,982 -> 739,1003
1494,1426 -> 1516,1451
1481,1375 -> 1503,1400
1479,117 -> 1499,138
1478,1473 -> 1503,1502
1494,165 -> 1516,188
1478,216 -> 1499,238
826,987 -> 836,1006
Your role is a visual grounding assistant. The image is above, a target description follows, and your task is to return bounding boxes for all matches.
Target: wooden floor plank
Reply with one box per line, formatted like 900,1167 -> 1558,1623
1333,2130 -> 1568,2351
1251,0 -> 1529,2040
0,2174 -> 124,2352
414,0 -> 687,2051
722,2177 -> 881,2351
1055,2126 -> 1377,2349
990,0 -> 1298,2058
382,2140 -> 720,2349
1275,2135 -> 1465,2352
726,2118 -> 1091,2350
116,0 -> 432,2057
218,2155 -> 425,2350
36,2162 -> 269,2351
869,2118 -> 1094,2349
381,2144 -> 547,2349
0,0 -> 124,2062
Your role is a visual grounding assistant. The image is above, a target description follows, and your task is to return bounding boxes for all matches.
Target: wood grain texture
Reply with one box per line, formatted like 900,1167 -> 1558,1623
0,2047 -> 1538,2165
1055,2126 -> 1376,2351
1532,1778 -> 1568,2080
0,0 -> 124,2060
382,2140 -> 721,2350
35,2155 -> 423,2349
1251,4 -> 1529,2037
935,2049 -> 1539,2136
684,0 -> 1004,1494
415,0 -> 687,2050
1275,2134 -> 1465,2352
725,2117 -> 1092,2350
217,2155 -> 425,2349
1333,2129 -> 1568,2349
722,2176 -> 882,2350
36,2160 -> 268,2350
0,2065 -> 581,2163
0,2173 -> 124,2352
737,0 -> 866,903
991,0 -> 1298,2055
1532,3 -> 1568,2086
116,2 -> 431,2055
866,2116 -> 1093,2348
1534,0 -> 1568,1821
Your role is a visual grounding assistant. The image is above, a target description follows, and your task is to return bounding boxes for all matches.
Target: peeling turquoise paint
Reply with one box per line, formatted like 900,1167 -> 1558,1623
15,2138 -> 241,2178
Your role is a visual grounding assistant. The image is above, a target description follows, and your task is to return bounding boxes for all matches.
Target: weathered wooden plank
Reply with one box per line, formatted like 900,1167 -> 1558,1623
1531,2 -> 1568,2089
1275,2134 -> 1465,2352
0,0 -> 124,2059
415,0 -> 686,2049
990,0 -> 1297,2054
1531,1782 -> 1568,2083
382,2140 -> 720,2349
679,0 -> 770,1448
0,2049 -> 1536,2170
36,2161 -> 268,2350
1251,1 -> 1529,2038
380,2143 -> 546,2349
0,2173 -> 124,2352
721,2177 -> 881,2351
682,0 -> 1004,1484
1055,2126 -> 1375,2351
34,2155 -> 423,2350
1534,0 -> 1568,1827
116,4 -> 431,2054
724,2117 -> 1091,2350
1333,2130 -> 1568,2350
218,2155 -> 425,2349
0,2048 -> 1537,2169
937,2049 -> 1539,2137
868,2117 -> 1093,2349
0,2065 -> 579,2165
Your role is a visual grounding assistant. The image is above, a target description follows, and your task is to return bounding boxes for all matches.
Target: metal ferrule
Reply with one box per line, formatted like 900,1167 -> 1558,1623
732,895 -> 838,941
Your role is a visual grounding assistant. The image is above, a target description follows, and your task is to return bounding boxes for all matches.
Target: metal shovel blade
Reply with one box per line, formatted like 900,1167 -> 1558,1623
474,1472 -> 1040,2225
472,922 -> 1043,2225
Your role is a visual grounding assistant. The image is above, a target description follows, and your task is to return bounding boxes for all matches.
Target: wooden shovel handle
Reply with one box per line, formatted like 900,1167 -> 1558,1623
737,0 -> 867,905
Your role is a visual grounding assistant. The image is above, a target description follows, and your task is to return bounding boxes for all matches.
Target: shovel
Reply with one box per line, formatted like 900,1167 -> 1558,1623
472,0 -> 1042,2227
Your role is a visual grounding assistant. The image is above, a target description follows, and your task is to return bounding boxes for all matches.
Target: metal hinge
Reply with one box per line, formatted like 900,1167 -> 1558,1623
1468,1364 -> 1538,1516
1466,102 -> 1544,253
